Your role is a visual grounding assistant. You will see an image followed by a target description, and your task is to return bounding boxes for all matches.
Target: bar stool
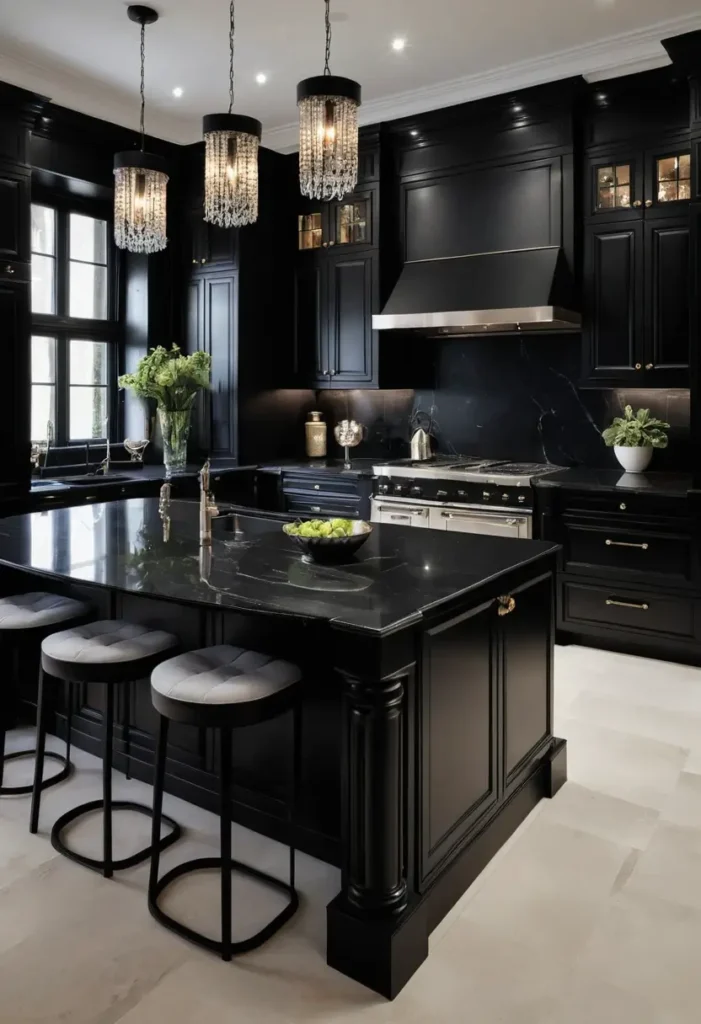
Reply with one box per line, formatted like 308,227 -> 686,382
0,592 -> 91,796
30,619 -> 183,878
148,645 -> 302,960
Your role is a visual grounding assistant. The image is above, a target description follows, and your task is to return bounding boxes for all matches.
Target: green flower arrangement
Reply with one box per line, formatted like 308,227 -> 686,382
119,345 -> 212,476
118,345 -> 211,411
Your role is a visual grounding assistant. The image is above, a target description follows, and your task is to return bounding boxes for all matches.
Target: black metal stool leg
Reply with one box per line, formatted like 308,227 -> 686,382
148,714 -> 169,900
123,682 -> 131,781
64,682 -> 72,767
103,685 -> 114,879
220,728 -> 233,962
29,666 -> 48,834
289,702 -> 302,889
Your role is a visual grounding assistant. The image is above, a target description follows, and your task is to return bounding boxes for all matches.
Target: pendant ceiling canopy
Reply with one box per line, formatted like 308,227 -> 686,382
113,5 -> 169,254
297,0 -> 361,201
203,1 -> 262,228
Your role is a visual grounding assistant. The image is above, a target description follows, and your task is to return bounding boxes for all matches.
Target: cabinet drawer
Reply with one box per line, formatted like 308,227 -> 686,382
282,473 -> 360,499
558,491 -> 688,520
562,581 -> 696,640
563,521 -> 693,582
286,495 -> 360,519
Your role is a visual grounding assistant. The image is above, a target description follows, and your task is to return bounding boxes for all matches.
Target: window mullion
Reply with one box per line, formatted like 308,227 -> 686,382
56,333 -> 70,447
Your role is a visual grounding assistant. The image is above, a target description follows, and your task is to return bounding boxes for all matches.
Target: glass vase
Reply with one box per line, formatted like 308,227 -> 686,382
158,405 -> 193,478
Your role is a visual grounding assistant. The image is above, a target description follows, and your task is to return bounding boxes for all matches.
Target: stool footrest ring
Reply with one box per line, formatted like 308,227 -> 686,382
148,856 -> 299,959
1,750 -> 72,796
50,800 -> 181,873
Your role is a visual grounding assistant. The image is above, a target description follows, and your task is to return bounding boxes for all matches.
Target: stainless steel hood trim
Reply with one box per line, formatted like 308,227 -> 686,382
373,306 -> 581,332
403,245 -> 560,265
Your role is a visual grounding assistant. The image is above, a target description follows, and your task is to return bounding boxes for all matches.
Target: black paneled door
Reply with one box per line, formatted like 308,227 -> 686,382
327,250 -> 376,386
188,271 -> 238,458
0,281 -> 30,488
0,167 -> 29,262
644,218 -> 690,386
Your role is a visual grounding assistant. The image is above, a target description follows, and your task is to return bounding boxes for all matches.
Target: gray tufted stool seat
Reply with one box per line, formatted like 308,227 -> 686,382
30,619 -> 182,879
0,591 -> 91,798
148,644 -> 303,961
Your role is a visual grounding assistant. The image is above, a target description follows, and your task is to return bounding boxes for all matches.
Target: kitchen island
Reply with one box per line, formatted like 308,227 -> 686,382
0,499 -> 565,998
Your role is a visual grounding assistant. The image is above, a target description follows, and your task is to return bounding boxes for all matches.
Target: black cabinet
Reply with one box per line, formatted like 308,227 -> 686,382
188,205 -> 238,272
586,145 -> 691,221
187,272 -> 237,457
0,281 -> 30,494
297,185 -> 378,254
582,216 -> 689,387
295,249 -> 377,388
0,166 -> 30,263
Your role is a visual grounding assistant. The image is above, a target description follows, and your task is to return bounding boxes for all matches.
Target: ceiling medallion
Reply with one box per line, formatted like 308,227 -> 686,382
113,5 -> 169,254
297,0 -> 361,201
203,0 -> 262,228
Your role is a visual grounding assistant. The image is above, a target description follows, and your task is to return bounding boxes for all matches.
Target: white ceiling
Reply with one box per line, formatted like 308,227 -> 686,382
1,1 -> 701,151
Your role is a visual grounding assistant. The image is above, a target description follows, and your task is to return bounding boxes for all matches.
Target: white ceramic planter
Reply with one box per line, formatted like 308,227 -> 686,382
614,446 -> 653,473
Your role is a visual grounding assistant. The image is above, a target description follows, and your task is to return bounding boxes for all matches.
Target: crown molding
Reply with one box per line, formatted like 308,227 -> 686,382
3,11 -> 701,154
263,12 -> 701,153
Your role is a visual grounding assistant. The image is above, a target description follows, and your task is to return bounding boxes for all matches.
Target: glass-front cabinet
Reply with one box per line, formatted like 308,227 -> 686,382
297,186 -> 376,252
588,148 -> 691,220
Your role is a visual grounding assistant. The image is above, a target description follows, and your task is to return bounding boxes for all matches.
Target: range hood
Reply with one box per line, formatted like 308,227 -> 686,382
373,246 -> 580,336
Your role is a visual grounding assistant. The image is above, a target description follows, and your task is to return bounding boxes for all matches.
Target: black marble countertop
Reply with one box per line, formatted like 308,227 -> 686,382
257,458 -> 379,478
0,498 -> 558,636
534,467 -> 694,498
30,460 -> 250,494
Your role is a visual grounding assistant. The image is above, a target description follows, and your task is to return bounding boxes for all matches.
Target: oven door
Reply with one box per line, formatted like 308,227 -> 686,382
429,506 -> 532,538
371,499 -> 430,528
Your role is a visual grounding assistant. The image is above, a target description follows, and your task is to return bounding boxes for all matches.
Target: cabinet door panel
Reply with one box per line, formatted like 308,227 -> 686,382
403,158 -> 561,262
0,282 -> 29,488
293,261 -> 326,384
583,223 -> 643,384
644,218 -> 689,385
585,152 -> 643,221
205,274 -> 237,457
419,600 -> 498,883
327,251 -> 376,385
0,169 -> 29,262
502,574 -> 553,792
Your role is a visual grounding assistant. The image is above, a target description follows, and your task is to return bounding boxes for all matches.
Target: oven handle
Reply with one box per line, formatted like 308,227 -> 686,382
375,505 -> 428,516
440,511 -> 527,526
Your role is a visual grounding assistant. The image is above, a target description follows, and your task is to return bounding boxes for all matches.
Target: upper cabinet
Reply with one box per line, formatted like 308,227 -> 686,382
587,147 -> 691,221
297,185 -> 378,254
187,203 -> 238,271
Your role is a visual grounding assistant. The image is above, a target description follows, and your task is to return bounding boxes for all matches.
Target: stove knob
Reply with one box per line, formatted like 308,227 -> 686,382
482,491 -> 491,500
409,485 -> 423,497
379,484 -> 389,494
394,484 -> 404,495
502,493 -> 510,501
436,489 -> 448,498
457,489 -> 466,496
518,495 -> 526,503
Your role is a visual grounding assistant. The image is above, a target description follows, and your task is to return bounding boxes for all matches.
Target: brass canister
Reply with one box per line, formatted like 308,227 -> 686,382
305,410 -> 327,458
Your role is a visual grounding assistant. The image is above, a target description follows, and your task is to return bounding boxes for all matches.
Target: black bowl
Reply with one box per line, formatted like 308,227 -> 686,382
283,521 -> 372,564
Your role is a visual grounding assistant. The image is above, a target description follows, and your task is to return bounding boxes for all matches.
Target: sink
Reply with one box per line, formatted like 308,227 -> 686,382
31,479 -> 68,489
55,474 -> 132,486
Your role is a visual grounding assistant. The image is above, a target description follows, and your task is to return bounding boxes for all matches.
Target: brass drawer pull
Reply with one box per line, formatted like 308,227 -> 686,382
605,539 -> 649,550
497,595 -> 516,616
313,484 -> 320,490
605,598 -> 649,610
310,505 -> 321,513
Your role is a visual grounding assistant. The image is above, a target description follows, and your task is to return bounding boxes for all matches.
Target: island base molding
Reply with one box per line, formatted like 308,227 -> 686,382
327,735 -> 567,1000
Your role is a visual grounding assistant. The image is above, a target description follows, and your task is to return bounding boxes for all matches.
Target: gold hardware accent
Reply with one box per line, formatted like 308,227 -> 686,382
321,369 -> 328,376
606,599 -> 649,610
329,240 -> 335,246
191,259 -> 197,264
322,242 -> 329,248
632,200 -> 642,208
4,264 -> 15,273
329,368 -> 335,376
606,539 -> 648,549
645,363 -> 654,370
619,502 -> 627,510
199,459 -> 219,545
645,199 -> 653,208
311,505 -> 321,513
635,363 -> 642,370
313,484 -> 320,490
497,595 -> 516,616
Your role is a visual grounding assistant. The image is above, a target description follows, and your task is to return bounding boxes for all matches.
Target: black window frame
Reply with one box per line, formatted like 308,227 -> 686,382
30,192 -> 121,447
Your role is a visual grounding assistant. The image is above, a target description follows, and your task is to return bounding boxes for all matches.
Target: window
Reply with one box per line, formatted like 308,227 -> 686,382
30,202 -> 117,445
656,153 -> 691,203
596,164 -> 631,210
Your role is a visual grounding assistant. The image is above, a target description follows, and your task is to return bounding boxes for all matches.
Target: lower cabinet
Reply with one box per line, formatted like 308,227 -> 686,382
418,572 -> 553,885
280,470 -> 371,520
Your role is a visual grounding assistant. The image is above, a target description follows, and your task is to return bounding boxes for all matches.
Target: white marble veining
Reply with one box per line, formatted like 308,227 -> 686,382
0,643 -> 700,1022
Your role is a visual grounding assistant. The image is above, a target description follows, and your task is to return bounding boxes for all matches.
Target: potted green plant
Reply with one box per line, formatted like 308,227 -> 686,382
602,405 -> 669,473
119,345 -> 211,477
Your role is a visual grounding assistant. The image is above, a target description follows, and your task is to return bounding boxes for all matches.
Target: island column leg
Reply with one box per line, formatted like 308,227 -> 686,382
327,665 -> 428,1000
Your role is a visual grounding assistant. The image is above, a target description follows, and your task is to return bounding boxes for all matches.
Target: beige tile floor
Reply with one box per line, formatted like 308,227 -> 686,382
1,643 -> 700,1023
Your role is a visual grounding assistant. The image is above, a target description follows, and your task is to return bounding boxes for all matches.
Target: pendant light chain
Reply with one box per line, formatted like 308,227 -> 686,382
324,0 -> 331,75
139,20 -> 146,150
228,0 -> 235,114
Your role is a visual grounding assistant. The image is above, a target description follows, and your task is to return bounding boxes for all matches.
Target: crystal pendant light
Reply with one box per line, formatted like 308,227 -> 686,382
113,5 -> 169,253
297,0 -> 361,201
203,0 -> 262,227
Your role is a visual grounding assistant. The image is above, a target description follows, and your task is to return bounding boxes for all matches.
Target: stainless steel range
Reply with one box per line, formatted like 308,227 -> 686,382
371,456 -> 560,538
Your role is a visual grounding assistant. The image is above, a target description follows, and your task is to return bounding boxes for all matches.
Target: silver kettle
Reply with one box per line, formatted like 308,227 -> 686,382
410,413 -> 433,461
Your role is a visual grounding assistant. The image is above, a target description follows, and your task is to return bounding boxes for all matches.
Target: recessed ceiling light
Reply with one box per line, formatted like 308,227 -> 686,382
172,86 -> 183,98
256,72 -> 267,85
392,37 -> 406,52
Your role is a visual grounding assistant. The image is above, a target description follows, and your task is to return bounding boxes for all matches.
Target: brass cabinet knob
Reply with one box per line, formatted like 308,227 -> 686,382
619,502 -> 627,510
322,242 -> 328,248
191,259 -> 197,264
5,264 -> 14,273
645,363 -> 654,370
328,240 -> 335,246
329,368 -> 335,376
313,484 -> 320,490
200,258 -> 206,263
321,369 -> 328,376
645,199 -> 653,208
632,200 -> 642,208
497,595 -> 516,616
635,363 -> 642,370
